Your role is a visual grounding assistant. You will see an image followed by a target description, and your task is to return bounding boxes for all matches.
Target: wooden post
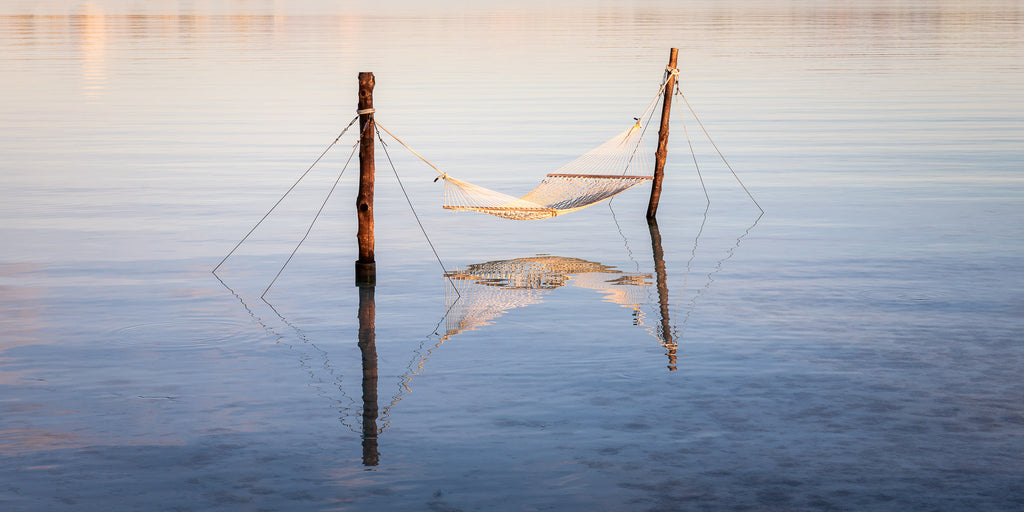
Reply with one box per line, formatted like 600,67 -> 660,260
646,48 -> 679,219
355,72 -> 376,286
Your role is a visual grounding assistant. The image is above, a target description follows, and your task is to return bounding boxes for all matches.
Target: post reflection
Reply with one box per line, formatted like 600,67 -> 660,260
357,283 -> 379,466
647,218 -> 677,371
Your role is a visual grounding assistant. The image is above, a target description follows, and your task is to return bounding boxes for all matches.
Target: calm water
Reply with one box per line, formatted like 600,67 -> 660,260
2,1 -> 1023,510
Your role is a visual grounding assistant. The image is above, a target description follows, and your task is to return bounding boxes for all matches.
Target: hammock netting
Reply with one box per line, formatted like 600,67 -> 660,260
440,122 -> 653,220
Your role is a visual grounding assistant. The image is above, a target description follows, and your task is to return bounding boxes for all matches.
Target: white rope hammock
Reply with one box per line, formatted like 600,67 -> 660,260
439,121 -> 654,221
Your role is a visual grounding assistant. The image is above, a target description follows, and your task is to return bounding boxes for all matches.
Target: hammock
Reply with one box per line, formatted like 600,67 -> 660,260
439,121 -> 654,221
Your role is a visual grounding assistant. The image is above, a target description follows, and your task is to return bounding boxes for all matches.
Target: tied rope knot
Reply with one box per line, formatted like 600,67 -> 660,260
660,66 -> 679,87
357,108 -> 375,115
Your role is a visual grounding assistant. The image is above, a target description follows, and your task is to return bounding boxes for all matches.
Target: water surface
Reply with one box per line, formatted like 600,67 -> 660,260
1,1 -> 1022,510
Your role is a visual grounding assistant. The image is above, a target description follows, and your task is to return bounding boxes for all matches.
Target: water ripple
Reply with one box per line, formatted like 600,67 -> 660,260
108,317 -> 260,352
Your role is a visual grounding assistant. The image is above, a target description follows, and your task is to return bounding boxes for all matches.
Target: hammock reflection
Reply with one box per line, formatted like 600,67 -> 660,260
437,224 -> 682,369
442,256 -> 654,338
442,267 -> 675,373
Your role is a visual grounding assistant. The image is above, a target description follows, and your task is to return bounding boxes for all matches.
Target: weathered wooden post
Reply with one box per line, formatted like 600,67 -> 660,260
646,48 -> 679,219
355,72 -> 376,286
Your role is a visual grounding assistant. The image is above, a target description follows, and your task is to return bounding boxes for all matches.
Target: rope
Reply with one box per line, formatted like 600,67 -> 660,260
373,121 -> 448,180
375,124 -> 460,297
676,85 -> 763,213
677,99 -> 710,205
608,201 -> 642,276
260,123 -> 366,298
213,273 -> 361,433
213,115 -> 360,273
678,203 -> 709,335
621,85 -> 667,176
260,295 -> 360,432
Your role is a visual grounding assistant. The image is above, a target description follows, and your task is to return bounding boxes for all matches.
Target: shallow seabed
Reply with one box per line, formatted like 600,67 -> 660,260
1,1 -> 1023,511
